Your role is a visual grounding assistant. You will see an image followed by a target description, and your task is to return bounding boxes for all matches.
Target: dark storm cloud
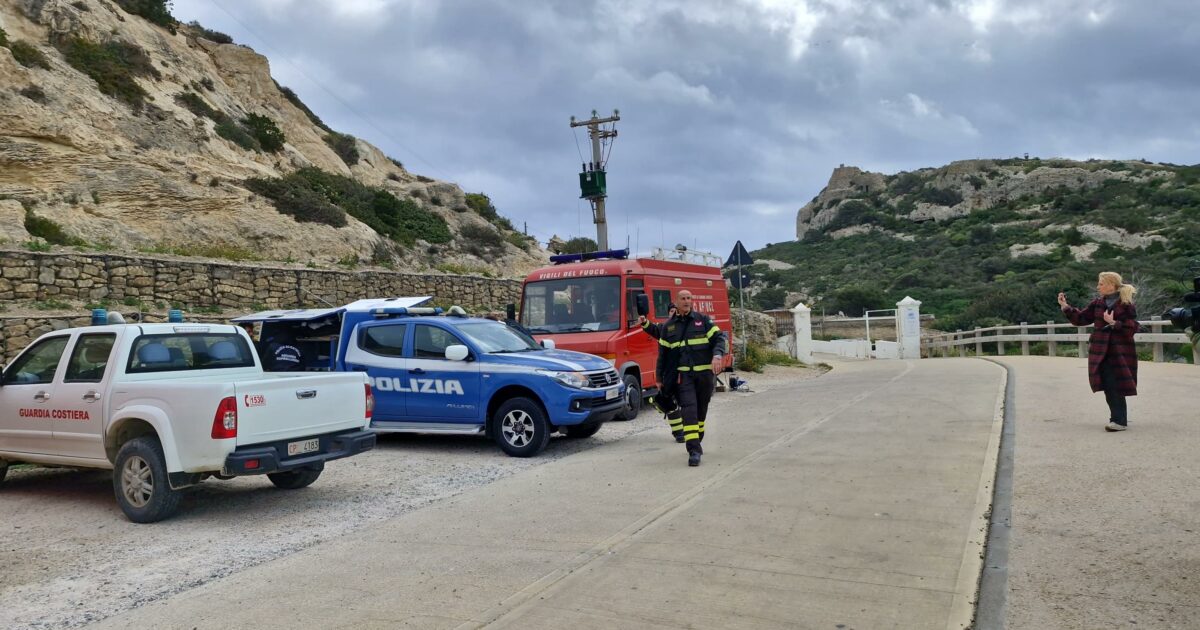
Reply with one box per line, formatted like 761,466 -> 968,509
174,0 -> 1200,254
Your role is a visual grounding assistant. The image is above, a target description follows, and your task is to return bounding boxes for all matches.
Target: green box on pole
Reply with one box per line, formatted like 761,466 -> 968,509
579,170 -> 606,199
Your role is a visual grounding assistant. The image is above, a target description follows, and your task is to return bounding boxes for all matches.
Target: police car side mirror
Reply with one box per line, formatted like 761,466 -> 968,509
445,345 -> 470,362
540,339 -> 555,350
635,293 -> 649,316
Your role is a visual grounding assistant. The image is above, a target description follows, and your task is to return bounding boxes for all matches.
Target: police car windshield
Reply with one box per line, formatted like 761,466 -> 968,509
520,277 -> 620,334
456,322 -> 539,353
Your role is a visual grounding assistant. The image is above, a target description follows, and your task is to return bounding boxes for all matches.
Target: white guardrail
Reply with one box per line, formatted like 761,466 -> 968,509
922,317 -> 1197,363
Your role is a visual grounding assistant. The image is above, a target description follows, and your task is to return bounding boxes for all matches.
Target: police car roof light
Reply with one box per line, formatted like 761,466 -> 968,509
371,306 -> 444,318
549,248 -> 630,265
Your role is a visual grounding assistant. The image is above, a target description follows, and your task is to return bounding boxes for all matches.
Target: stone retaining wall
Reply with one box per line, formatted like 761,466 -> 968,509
0,249 -> 523,362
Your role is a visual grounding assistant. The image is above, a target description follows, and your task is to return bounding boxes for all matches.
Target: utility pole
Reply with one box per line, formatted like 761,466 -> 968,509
570,109 -> 620,250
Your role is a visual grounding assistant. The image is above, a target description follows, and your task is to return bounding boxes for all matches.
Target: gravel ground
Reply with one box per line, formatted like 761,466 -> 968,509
0,364 -> 824,630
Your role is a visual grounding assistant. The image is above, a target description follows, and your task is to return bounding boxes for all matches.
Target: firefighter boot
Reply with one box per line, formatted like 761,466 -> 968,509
685,430 -> 702,466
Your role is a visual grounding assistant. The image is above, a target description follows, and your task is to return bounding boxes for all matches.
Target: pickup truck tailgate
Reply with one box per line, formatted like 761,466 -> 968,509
233,373 -> 369,446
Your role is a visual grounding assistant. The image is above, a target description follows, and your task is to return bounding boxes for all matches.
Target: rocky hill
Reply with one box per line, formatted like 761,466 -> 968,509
745,158 -> 1200,331
0,0 -> 545,274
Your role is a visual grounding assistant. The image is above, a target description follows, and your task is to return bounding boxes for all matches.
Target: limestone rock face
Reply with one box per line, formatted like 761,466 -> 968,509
795,158 -> 1174,244
0,1 -> 547,275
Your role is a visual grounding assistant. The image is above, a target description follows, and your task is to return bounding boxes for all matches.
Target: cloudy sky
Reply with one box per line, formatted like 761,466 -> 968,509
173,0 -> 1200,256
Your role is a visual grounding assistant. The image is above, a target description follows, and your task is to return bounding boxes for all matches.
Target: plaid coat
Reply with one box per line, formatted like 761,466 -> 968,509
1062,298 -> 1138,396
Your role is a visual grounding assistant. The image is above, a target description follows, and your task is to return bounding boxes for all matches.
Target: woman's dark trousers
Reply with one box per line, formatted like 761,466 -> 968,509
1099,359 -> 1128,426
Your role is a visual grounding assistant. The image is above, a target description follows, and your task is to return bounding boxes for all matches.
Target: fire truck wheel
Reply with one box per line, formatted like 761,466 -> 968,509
268,467 -> 323,490
493,397 -> 551,457
615,374 -> 641,421
113,437 -> 182,524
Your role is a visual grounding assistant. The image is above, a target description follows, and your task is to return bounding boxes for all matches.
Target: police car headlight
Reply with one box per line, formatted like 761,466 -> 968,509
539,370 -> 589,389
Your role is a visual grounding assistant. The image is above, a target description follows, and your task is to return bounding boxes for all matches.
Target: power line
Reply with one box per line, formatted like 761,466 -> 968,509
206,0 -> 439,174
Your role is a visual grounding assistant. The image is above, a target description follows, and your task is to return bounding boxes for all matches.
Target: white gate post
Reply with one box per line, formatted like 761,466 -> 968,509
792,302 -> 814,364
896,296 -> 923,359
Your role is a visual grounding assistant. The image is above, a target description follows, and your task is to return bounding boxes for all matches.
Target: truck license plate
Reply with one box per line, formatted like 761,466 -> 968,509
287,438 -> 319,456
605,387 -> 619,400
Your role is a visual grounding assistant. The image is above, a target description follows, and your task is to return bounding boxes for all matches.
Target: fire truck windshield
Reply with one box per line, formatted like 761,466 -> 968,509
520,276 -> 621,334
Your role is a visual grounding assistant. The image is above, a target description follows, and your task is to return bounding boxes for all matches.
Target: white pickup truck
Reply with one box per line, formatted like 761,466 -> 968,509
0,322 -> 376,522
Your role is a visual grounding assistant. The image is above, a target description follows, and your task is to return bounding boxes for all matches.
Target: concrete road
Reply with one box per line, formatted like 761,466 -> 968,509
86,358 -> 1005,630
996,357 -> 1200,630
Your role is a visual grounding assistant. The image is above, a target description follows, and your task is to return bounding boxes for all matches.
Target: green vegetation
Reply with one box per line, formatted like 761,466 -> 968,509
240,113 -> 286,152
736,342 -> 801,373
176,92 -> 286,153
10,41 -> 50,69
464,193 -> 516,231
186,20 -> 233,44
0,26 -> 8,48
324,132 -> 360,165
142,242 -> 262,261
460,223 -> 506,257
114,0 -> 176,32
25,211 -> 84,246
56,37 -> 159,110
751,162 -> 1200,331
559,237 -> 598,254
245,167 -> 451,244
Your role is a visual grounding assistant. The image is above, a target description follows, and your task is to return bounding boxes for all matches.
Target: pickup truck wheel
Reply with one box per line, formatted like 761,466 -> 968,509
113,437 -> 182,524
493,397 -> 551,457
564,421 -> 603,439
267,468 -> 322,490
615,375 -> 641,421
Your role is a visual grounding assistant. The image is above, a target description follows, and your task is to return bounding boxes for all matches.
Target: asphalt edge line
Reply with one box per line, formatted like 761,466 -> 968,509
946,359 -> 1008,630
971,358 -> 1016,629
463,361 -> 917,629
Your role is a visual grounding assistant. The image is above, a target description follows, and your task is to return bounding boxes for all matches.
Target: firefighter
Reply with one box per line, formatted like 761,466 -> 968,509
639,290 -> 727,466
645,303 -> 684,442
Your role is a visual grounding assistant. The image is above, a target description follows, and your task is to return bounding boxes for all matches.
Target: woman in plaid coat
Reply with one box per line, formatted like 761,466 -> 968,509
1057,272 -> 1139,432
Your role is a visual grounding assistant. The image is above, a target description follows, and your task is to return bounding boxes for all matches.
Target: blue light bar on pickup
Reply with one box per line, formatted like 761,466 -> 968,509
371,306 -> 443,318
549,248 -> 630,265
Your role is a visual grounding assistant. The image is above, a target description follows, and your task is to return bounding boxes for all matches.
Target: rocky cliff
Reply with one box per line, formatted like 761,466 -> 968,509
0,0 -> 546,273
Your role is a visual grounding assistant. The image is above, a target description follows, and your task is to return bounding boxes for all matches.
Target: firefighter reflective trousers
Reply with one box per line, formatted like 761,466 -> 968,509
676,371 -> 715,454
651,386 -> 685,439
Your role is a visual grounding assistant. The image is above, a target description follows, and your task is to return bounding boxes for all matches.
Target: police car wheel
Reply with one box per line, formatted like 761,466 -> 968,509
267,467 -> 322,490
113,437 -> 182,524
493,397 -> 551,457
615,375 -> 641,421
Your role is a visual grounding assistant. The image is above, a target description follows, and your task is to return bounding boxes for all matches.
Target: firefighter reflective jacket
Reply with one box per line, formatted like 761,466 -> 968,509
641,311 -> 727,372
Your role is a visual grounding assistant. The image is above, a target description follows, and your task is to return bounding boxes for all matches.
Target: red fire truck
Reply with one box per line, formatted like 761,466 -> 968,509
518,248 -> 734,420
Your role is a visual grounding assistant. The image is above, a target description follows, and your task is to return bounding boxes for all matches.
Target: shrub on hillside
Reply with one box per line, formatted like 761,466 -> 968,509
10,41 -> 50,69
0,26 -> 9,48
57,37 -> 160,110
215,119 -> 259,151
114,0 -> 176,32
25,211 -> 84,246
464,192 -> 516,231
186,20 -> 233,44
241,113 -> 286,152
246,168 -> 451,244
916,186 -> 963,206
460,223 -> 506,257
324,132 -> 360,165
174,91 -> 221,120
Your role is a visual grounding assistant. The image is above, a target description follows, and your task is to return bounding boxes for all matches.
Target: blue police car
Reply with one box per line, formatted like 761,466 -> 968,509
234,298 -> 625,457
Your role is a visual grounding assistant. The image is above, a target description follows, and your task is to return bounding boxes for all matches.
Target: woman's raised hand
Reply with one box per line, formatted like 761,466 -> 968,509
1056,292 -> 1068,308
